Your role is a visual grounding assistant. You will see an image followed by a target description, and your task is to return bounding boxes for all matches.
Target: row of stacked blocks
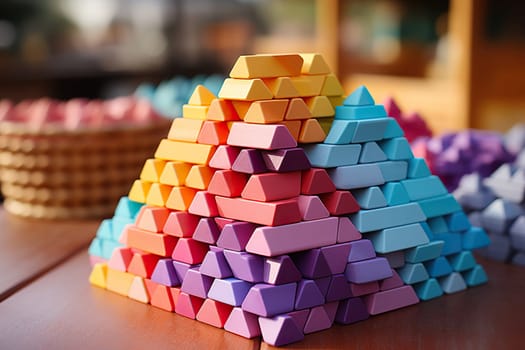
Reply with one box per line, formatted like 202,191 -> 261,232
88,54 -> 489,346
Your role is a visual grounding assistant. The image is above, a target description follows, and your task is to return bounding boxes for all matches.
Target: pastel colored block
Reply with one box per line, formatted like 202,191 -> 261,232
245,217 -> 338,257
462,227 -> 491,250
196,299 -> 234,328
324,119 -> 357,144
100,240 -> 122,260
232,149 -> 268,174
294,280 -> 325,310
163,211 -> 199,238
165,186 -> 197,211
258,315 -> 304,347
126,226 -> 177,257
188,85 -> 216,105
367,223 -> 430,254
381,182 -> 410,206
427,217 -> 449,234
462,265 -> 488,287
128,179 -> 151,203
432,232 -> 462,256
200,247 -> 233,278
128,276 -> 149,304
424,256 -> 453,278
182,104 -> 209,119
445,212 -> 471,232
407,158 -> 431,178
359,142 -> 387,163
159,161 -> 191,186
345,257 -> 392,284
172,261 -> 194,282
192,218 -> 220,244
449,251 -> 476,272
188,191 -> 218,217
290,75 -> 324,96
397,263 -> 429,284
207,98 -> 240,121
106,268 -> 134,296
379,269 -> 404,291
150,284 -> 175,312
184,165 -> 215,190
207,278 -> 253,307
167,118 -> 204,142
304,96 -> 334,117
300,53 -> 330,74
303,302 -> 338,334
480,199 -> 522,234
145,183 -> 172,207
301,168 -> 336,195
216,222 -> 256,251
180,268 -> 214,298
382,117 -> 404,139
224,307 -> 261,338
175,292 -> 204,319
298,118 -> 326,143
349,281 -> 379,297
243,99 -> 289,124
439,272 -> 467,294
209,145 -> 241,170
314,277 -> 331,296
320,73 -> 345,96
215,196 -> 301,226
151,259 -> 180,287
284,98 -> 312,120
287,309 -> 310,331
140,158 -> 166,182
337,217 -> 362,243
413,278 -> 443,301
155,139 -> 216,165
261,147 -> 311,172
227,122 -> 297,150
344,86 -> 375,106
292,248 -> 331,279
401,176 -> 448,201
241,283 -> 297,317
136,206 -> 169,233
351,118 -> 390,143
95,220 -> 114,240
329,164 -> 385,190
223,250 -> 264,283
115,196 -> 143,219
320,190 -> 360,216
319,117 -> 334,135
127,251 -> 160,278
218,78 -> 273,101
364,285 -> 419,315
347,240 -> 376,262
263,255 -> 302,285
405,241 -> 445,263
171,238 -> 209,265
335,105 -> 387,120
262,77 -> 300,98
335,297 -> 370,324
377,161 -> 408,182
297,195 -> 330,220
351,203 -> 426,233
352,186 -> 387,209
417,194 -> 462,218
242,172 -> 301,202
229,54 -> 303,78
303,143 -> 361,168
379,137 -> 414,160
89,263 -> 107,289
196,120 -> 230,145
232,101 -> 251,119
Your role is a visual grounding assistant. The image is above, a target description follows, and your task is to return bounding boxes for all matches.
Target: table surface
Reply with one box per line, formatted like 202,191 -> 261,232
1,208 -> 524,349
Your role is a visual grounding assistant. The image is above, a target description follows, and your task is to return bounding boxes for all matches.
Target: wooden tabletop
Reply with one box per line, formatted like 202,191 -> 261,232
1,208 -> 524,349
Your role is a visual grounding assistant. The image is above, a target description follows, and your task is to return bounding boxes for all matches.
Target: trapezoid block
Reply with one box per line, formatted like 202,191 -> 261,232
304,96 -> 335,118
262,77 -> 300,98
218,78 -> 273,101
229,54 -> 303,78
298,118 -> 326,143
208,277 -> 253,307
320,73 -> 345,96
139,158 -> 166,183
303,143 -> 361,168
352,186 -> 387,209
263,255 -> 302,285
188,85 -> 216,105
261,147 -> 311,172
379,269 -> 404,291
301,168 -> 336,195
242,172 -> 301,202
231,149 -> 268,174
216,221 -> 257,252
329,163 -> 385,190
243,99 -> 289,124
182,104 -> 209,120
106,268 -> 135,296
196,120 -> 230,145
335,105 -> 387,120
207,98 -> 240,121
223,250 -> 264,283
351,202 -> 426,233
227,122 -> 297,150
367,223 -> 430,254
155,139 -> 216,165
207,170 -> 248,197
167,118 -> 204,142
290,75 -> 325,97
159,161 -> 191,187
151,259 -> 180,287
405,240 -> 445,263
258,315 -> 304,347
241,283 -> 297,317
345,257 -> 392,284
126,226 -> 177,257
351,118 -> 390,143
224,307 -> 261,338
364,285 -> 419,315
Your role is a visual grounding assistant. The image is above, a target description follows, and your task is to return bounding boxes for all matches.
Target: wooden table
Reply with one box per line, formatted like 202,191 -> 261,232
1,207 -> 524,349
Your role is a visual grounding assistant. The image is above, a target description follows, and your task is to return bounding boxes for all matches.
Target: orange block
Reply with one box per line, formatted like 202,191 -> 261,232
215,196 -> 302,226
207,99 -> 240,121
106,268 -> 134,296
243,99 -> 289,124
284,98 -> 312,120
175,292 -> 204,319
241,172 -> 301,202
128,276 -> 149,304
126,226 -> 178,257
327,96 -> 345,108
139,158 -> 166,182
301,168 -> 336,195
279,120 -> 301,141
127,251 -> 161,278
107,247 -> 133,272
170,287 -> 181,308
197,121 -> 230,145
136,206 -> 170,233
144,279 -> 159,298
150,285 -> 175,312
159,161 -> 191,186
188,85 -> 216,106
262,77 -> 300,98
298,118 -> 326,143
231,101 -> 251,120
128,179 -> 151,203
300,53 -> 331,75
218,78 -> 273,101
165,186 -> 197,211
196,299 -> 234,328
171,238 -> 209,264
185,165 -> 215,190
209,145 -> 241,170
145,183 -> 172,207
167,118 -> 204,142
320,190 -> 360,215
207,170 -> 248,197
188,191 -> 219,217
163,211 -> 199,238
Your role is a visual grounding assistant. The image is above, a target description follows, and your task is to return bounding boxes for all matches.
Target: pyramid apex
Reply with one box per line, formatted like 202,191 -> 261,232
300,53 -> 331,75
188,85 -> 217,106
344,86 -> 375,106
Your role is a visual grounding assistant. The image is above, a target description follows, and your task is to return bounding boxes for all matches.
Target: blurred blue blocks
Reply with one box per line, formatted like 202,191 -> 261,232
401,176 -> 448,201
462,227 -> 491,250
432,232 -> 462,256
449,251 -> 477,272
445,212 -> 471,232
367,223 -> 429,254
462,265 -> 488,287
439,272 -> 467,294
303,144 -> 361,168
351,203 -> 426,233
96,219 -> 113,240
329,164 -> 385,189
383,118 -> 404,139
115,196 -> 143,219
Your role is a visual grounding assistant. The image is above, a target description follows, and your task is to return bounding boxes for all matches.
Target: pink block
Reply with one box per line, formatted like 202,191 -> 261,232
227,122 -> 297,150
349,281 -> 380,297
320,243 -> 352,275
337,217 -> 362,243
89,255 -> 106,267
209,145 -> 241,170
224,307 -> 261,338
379,269 -> 404,291
303,302 -> 338,334
171,238 -> 209,265
297,195 -> 330,221
216,221 -> 257,251
192,218 -> 220,244
163,211 -> 199,237
241,172 -> 301,202
188,191 -> 218,217
175,292 -> 204,319
136,206 -> 170,233
107,247 -> 133,271
364,285 -> 419,315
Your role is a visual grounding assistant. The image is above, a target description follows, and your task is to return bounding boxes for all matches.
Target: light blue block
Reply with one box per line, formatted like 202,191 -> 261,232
303,144 -> 361,168
427,217 -> 449,234
351,118 -> 390,143
88,238 -> 103,258
207,277 -> 253,306
367,223 -> 429,254
405,241 -> 445,263
343,85 -> 375,106
377,161 -> 408,182
407,158 -> 431,178
379,137 -> 414,160
359,142 -> 387,163
445,212 -> 471,232
439,272 -> 467,294
381,182 -> 410,206
101,239 -> 122,260
462,265 -> 488,287
414,278 -> 443,301
401,176 -> 448,201
397,263 -> 429,284
480,199 -> 523,234
324,120 -> 357,144
335,105 -> 387,120
112,217 -> 135,241
96,219 -> 113,240
418,194 -> 462,218
352,186 -> 387,209
115,196 -> 143,219
350,202 -> 426,233
329,164 -> 385,190
432,232 -> 462,256
420,222 -> 434,240
449,251 -> 476,272
383,117 -> 404,139
425,256 -> 453,278
462,227 -> 491,250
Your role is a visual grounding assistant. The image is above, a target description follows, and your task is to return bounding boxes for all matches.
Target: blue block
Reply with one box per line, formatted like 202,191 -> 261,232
462,227 -> 491,250
462,265 -> 488,287
418,194 -> 462,218
95,219 -> 113,240
427,217 -> 449,234
329,164 -> 385,190
439,272 -> 467,294
420,222 -> 434,240
381,182 -> 410,206
335,105 -> 387,120
351,118 -> 389,143
303,144 -> 361,168
112,217 -> 135,241
352,186 -> 387,209
425,256 -> 453,278
432,232 -> 462,256
359,142 -> 387,163
445,212 -> 471,232
101,239 -> 122,260
379,137 -> 414,160
383,118 -> 404,139
480,199 -> 522,234
88,238 -> 103,258
414,278 -> 443,301
207,277 -> 253,306
351,202 -> 426,233
448,251 -> 476,272
367,223 -> 429,254
324,120 -> 357,144
343,85 -> 375,106
115,196 -> 143,219
377,161 -> 408,182
397,263 -> 429,284
407,158 -> 431,178
405,241 -> 445,263
401,176 -> 448,201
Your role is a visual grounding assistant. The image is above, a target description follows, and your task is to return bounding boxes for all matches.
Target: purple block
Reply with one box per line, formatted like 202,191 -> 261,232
320,242 -> 352,274
261,147 -> 311,172
223,250 -> 264,283
180,268 -> 213,298
347,239 -> 376,262
199,247 -> 233,278
216,221 -> 256,251
224,307 -> 261,338
263,255 -> 302,285
207,277 -> 253,306
192,218 -> 220,244
349,281 -> 379,297
326,274 -> 352,302
364,285 -> 419,315
314,276 -> 331,297
294,279 -> 325,310
172,260 -> 195,281
287,309 -> 309,331
242,283 -> 297,317
232,149 -> 267,174
292,248 -> 332,279
335,297 -> 370,324
303,302 -> 338,334
151,259 -> 180,287
258,315 -> 304,346
379,269 -> 404,291
345,257 -> 393,284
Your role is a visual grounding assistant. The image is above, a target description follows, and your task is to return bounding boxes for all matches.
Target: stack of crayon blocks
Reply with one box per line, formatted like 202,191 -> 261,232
88,54 -> 489,346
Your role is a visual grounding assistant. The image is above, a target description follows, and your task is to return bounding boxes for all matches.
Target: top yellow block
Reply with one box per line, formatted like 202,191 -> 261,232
229,54 -> 303,79
188,85 -> 217,106
300,53 -> 331,75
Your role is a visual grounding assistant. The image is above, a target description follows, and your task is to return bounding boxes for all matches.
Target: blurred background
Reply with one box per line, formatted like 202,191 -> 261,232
0,0 -> 524,133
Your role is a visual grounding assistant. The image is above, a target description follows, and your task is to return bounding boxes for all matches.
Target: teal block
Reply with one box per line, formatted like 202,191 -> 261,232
324,120 -> 357,144
383,118 -> 404,139
449,251 -> 476,272
462,265 -> 488,287
351,118 -> 389,143
432,232 -> 462,256
439,272 -> 467,294
352,186 -> 387,209
367,223 -> 429,254
343,85 -> 375,106
420,222 -> 434,240
303,144 -> 361,168
427,217 -> 449,234
101,239 -> 122,260
405,241 -> 445,263
350,202 -> 426,233
445,212 -> 471,232
88,238 -> 103,258
329,164 -> 385,190
414,278 -> 443,301
407,158 -> 431,178
401,176 -> 448,201
377,161 -> 408,182
115,196 -> 143,219
462,227 -> 491,250
425,256 -> 453,278
335,105 -> 386,120
381,182 -> 410,206
397,263 -> 429,284
96,219 -> 113,240
379,137 -> 414,160
112,217 -> 135,241
359,142 -> 387,163
418,194 -> 462,218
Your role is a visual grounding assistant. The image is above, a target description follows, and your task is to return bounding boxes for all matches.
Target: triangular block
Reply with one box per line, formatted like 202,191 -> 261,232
262,76 -> 300,98
242,172 -> 301,202
439,272 -> 467,294
231,149 -> 267,174
378,269 -> 404,291
301,168 -> 336,195
335,297 -> 370,324
196,299 -> 233,328
184,165 -> 215,190
337,217 -> 362,243
207,98 -> 240,121
165,186 -> 197,211
128,179 -> 151,203
89,262 -> 108,289
145,183 -> 171,207
261,147 -> 311,172
258,315 -> 304,347
352,186 -> 387,209
224,307 -> 261,338
207,277 -> 252,306
163,211 -> 199,237
167,118 -> 204,142
150,284 -> 175,312
297,195 -> 330,220
320,190 -> 360,215
216,222 -> 256,251
223,250 -> 264,283
397,263 -> 430,284
295,280 -> 325,310
279,120 -> 302,141
227,122 -> 297,150
171,238 -> 209,265
107,247 -> 133,272
300,53 -> 331,74
284,98 -> 312,120
299,118 -> 327,144
359,142 -> 388,163
188,191 -> 218,217
200,247 -> 233,279
136,206 -> 170,233
320,242 -> 352,274
303,302 -> 338,334
196,121 -> 230,145
192,218 -> 221,244
127,251 -> 160,278
151,259 -> 180,287
320,73 -> 345,96
208,145 -> 240,170
140,158 -> 166,182
425,256 -> 454,278
381,182 -> 410,206
243,99 -> 288,124
462,265 -> 488,286
292,248 -> 332,279
180,268 -> 214,298
175,292 -> 204,319
128,276 -> 150,303
218,78 -> 273,101
344,85 -> 375,106
159,161 -> 191,186
263,255 -> 302,285
325,274 -> 352,301
188,85 -> 216,105
413,278 -> 443,301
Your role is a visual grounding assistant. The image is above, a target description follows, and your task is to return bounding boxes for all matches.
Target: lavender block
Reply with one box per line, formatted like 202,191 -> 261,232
224,307 -> 261,338
232,149 -> 267,174
180,268 -> 214,298
379,269 -> 404,291
287,309 -> 309,331
349,281 -> 379,297
292,248 -> 331,279
199,247 -> 233,278
347,239 -> 376,262
172,260 -> 195,281
258,315 -> 304,346
320,243 -> 352,274
261,147 -> 311,172
345,257 -> 392,284
325,274 -> 352,302
224,250 -> 264,283
303,302 -> 338,334
294,280 -> 325,310
151,259 -> 180,287
263,255 -> 302,285
510,216 -> 525,251
335,297 -> 370,324
364,285 -> 419,315
192,218 -> 220,244
242,283 -> 297,317
216,221 -> 256,251
481,199 -> 523,234
207,277 -> 253,306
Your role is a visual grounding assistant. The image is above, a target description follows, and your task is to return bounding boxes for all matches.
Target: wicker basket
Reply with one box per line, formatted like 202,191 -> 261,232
0,120 -> 170,219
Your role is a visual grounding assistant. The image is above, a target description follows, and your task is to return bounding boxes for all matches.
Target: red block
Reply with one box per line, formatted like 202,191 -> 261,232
127,251 -> 160,278
196,299 -> 234,328
320,190 -> 360,215
175,292 -> 205,319
172,238 -> 209,264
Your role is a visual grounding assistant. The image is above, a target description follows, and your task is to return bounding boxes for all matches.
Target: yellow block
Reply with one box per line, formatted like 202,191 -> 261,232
155,139 -> 216,165
300,53 -> 331,75
165,186 -> 197,211
146,183 -> 172,207
244,99 -> 289,124
185,165 -> 215,190
128,179 -> 152,203
140,158 -> 166,182
128,276 -> 149,303
321,73 -> 345,96
318,117 -> 334,135
279,120 -> 301,141
290,75 -> 325,97
167,118 -> 204,142
327,96 -> 345,109
299,118 -> 326,143
284,98 -> 312,120
218,78 -> 273,101
89,262 -> 108,289
106,268 -> 134,297
188,85 -> 216,105
159,161 -> 191,186
304,96 -> 335,118
229,54 -> 303,78
182,105 -> 209,120
262,77 -> 300,99
232,101 -> 251,120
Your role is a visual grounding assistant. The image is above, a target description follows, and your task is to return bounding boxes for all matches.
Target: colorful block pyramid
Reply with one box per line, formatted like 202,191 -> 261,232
88,54 -> 489,347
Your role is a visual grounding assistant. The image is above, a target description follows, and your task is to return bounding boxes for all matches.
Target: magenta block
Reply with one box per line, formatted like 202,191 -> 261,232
180,268 -> 213,298
349,281 -> 380,297
216,221 -> 256,251
258,315 -> 304,346
335,297 -> 370,324
321,242 -> 352,274
364,285 -> 419,315
192,218 -> 220,244
232,149 -> 267,174
292,248 -> 332,279
337,217 -> 362,243
261,147 -> 311,172
379,269 -> 404,291
325,274 -> 352,302
294,279 -> 325,310
303,302 -> 338,334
